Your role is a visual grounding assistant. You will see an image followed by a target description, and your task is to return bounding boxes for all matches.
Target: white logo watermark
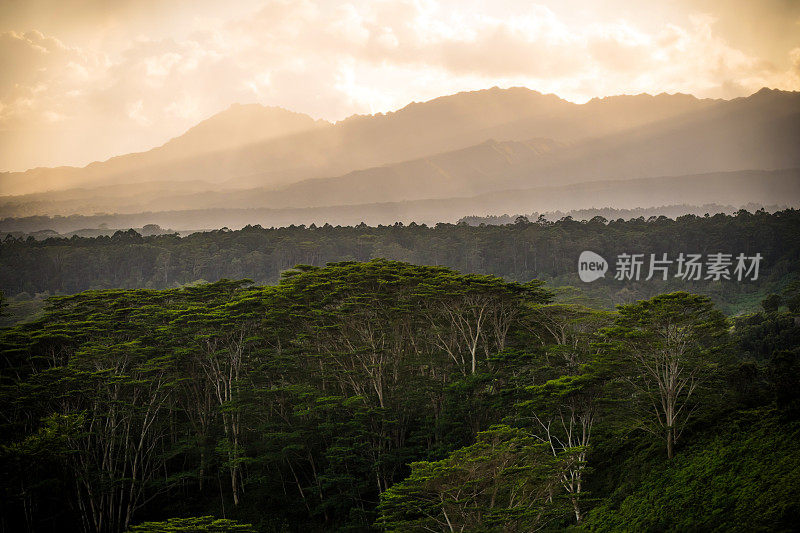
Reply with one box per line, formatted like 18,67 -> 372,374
578,251 -> 609,282
578,251 -> 762,283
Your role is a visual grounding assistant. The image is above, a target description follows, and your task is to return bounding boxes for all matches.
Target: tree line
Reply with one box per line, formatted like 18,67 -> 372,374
1,260 -> 798,532
2,209 -> 799,319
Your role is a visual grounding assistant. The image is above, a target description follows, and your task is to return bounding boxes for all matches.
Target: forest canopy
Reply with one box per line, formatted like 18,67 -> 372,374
1,260 -> 798,532
2,209 -> 799,322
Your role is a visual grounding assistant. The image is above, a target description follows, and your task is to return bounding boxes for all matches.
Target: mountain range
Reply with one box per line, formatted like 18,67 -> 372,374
1,86 -> 799,229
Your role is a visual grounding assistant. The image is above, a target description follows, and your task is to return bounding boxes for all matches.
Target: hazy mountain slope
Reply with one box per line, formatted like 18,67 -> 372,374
1,87 -> 794,207
158,104 -> 327,159
0,105 -> 328,195
475,91 -> 716,142
219,88 -> 719,189
0,139 -> 558,216
252,138 -> 561,207
0,87 -> 716,196
518,87 -> 800,185
0,180 -> 219,218
263,88 -> 800,205
3,169 -> 797,233
3,88 -> 799,216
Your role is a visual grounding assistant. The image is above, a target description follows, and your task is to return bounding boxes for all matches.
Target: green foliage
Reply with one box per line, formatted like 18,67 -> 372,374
0,259 -> 797,532
127,516 -> 256,532
761,293 -> 782,313
731,304 -> 800,416
602,292 -> 729,458
0,261 -> 550,532
378,425 -> 573,532
583,410 -> 800,532
3,209 -> 799,319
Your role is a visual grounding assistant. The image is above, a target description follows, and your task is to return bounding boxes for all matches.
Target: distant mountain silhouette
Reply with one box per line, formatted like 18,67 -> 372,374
0,87 -> 798,224
0,104 -> 327,195
263,88 -> 798,207
160,103 -> 327,159
0,87 -> 719,196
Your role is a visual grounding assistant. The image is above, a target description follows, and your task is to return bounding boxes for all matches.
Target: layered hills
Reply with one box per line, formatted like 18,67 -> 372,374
1,87 -> 798,229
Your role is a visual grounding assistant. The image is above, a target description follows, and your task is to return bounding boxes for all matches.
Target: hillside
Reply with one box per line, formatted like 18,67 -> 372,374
2,88 -> 797,221
0,104 -> 328,195
0,87 -> 719,196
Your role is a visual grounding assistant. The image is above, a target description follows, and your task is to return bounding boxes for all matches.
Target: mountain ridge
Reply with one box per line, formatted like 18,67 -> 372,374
0,86 -> 727,196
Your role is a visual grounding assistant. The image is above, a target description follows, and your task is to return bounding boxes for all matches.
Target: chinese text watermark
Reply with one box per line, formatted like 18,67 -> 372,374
578,251 -> 762,282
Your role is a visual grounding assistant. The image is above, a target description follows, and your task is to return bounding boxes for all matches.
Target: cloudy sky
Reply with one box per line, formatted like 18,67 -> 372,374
1,0 -> 799,172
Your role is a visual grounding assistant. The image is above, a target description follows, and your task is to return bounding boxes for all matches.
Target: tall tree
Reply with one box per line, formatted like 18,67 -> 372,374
519,304 -> 613,523
603,292 -> 727,459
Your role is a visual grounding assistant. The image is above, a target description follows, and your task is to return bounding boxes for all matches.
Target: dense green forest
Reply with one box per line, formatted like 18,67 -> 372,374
3,209 -> 800,324
1,260 -> 798,532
